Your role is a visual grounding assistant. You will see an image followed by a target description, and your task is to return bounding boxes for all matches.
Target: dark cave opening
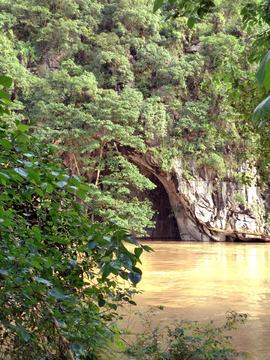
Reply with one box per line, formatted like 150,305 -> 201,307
130,166 -> 180,239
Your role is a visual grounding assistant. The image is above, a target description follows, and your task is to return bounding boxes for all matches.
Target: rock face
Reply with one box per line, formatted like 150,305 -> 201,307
124,149 -> 270,241
172,158 -> 269,241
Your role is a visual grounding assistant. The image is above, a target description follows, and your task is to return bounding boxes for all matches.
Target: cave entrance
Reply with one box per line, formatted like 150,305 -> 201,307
130,166 -> 180,239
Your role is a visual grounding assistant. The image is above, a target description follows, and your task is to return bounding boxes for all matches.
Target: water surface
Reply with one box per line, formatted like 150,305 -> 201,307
127,241 -> 270,359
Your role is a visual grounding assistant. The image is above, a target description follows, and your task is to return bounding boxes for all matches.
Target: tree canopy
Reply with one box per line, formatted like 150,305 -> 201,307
153,0 -> 270,130
1,0 -> 264,237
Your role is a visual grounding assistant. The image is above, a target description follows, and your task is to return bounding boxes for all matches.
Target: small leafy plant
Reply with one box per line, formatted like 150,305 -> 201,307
233,193 -> 246,207
125,308 -> 249,360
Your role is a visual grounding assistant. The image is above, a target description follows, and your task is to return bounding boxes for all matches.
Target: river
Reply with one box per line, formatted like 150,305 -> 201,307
123,241 -> 270,360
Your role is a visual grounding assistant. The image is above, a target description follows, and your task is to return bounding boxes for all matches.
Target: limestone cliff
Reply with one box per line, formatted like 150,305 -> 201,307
124,149 -> 270,241
172,158 -> 269,241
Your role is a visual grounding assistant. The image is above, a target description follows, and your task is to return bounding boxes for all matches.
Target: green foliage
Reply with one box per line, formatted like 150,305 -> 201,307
0,75 -> 12,115
152,0 -> 270,172
126,307 -> 249,359
153,0 -> 216,27
0,0 -> 264,236
233,193 -> 246,206
252,50 -> 270,126
0,76 -> 152,359
31,75 -> 157,235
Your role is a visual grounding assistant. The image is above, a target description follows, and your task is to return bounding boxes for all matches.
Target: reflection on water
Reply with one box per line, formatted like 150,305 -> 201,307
128,241 -> 270,360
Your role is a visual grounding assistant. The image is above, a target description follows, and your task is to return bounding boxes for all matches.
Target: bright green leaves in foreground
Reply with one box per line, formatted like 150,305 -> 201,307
0,75 -> 12,115
253,50 -> 270,127
0,76 -> 151,359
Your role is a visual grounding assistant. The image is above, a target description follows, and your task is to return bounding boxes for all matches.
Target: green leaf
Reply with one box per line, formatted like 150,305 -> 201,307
52,203 -> 60,211
33,227 -> 41,241
27,168 -> 40,184
34,277 -> 52,286
125,236 -> 139,246
31,260 -> 43,270
240,7 -> 248,15
256,50 -> 270,86
35,187 -> 44,197
0,269 -> 9,276
0,97 -> 11,106
14,167 -> 28,178
46,183 -> 53,193
0,89 -> 9,100
57,181 -> 67,188
110,260 -> 121,270
40,182 -> 47,190
197,8 -> 204,19
101,263 -> 112,279
120,254 -> 133,271
101,256 -> 111,262
258,153 -> 270,171
153,0 -> 163,13
108,303 -> 117,310
135,247 -> 143,259
187,17 -> 196,29
0,172 -> 10,179
17,124 -> 30,132
86,240 -> 97,250
0,76 -> 12,88
252,95 -> 270,126
263,59 -> 270,91
0,139 -> 12,149
49,288 -> 66,299
141,244 -> 154,252
17,324 -> 30,342
132,266 -> 142,276
76,189 -> 85,200
128,272 -> 141,285
98,299 -> 106,307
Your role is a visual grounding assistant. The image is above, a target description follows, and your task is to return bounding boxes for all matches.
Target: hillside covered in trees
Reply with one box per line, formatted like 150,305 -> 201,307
0,0 -> 269,239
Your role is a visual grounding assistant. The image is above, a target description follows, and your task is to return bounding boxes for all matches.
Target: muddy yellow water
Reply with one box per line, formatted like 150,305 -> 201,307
125,241 -> 270,360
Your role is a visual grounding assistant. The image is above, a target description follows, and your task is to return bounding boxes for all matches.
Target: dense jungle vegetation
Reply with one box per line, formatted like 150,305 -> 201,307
2,0 -> 270,236
1,0 -> 270,358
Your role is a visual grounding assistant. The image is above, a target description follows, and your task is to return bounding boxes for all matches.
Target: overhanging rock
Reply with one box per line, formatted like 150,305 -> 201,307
124,148 -> 270,241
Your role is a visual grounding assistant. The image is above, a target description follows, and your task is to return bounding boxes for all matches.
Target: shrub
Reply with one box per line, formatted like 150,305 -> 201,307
0,76 -> 150,359
125,308 -> 249,360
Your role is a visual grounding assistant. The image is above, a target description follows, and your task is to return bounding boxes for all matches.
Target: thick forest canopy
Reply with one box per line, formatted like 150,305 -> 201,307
0,0 -> 268,237
153,0 -> 270,140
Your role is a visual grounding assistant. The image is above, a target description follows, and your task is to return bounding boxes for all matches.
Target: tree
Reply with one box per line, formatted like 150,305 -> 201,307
0,75 -> 152,359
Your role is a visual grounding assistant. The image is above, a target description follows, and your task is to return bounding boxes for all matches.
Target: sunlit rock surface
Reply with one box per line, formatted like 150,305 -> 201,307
117,149 -> 270,241
172,158 -> 269,241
